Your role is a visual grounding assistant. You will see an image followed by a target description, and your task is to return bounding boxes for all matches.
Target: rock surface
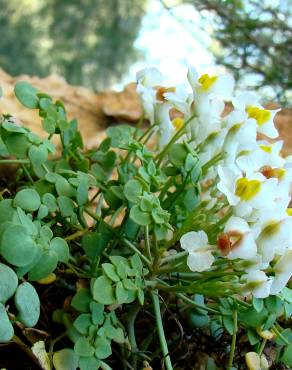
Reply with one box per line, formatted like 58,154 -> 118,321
0,68 -> 291,154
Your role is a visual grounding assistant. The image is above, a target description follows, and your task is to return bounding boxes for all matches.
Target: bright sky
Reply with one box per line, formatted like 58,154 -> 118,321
118,0 -> 225,88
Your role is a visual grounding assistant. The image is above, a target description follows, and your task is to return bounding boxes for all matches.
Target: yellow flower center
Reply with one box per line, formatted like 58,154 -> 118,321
286,208 -> 292,216
198,73 -> 218,92
235,178 -> 261,201
246,106 -> 271,126
172,117 -> 184,131
260,144 -> 272,154
260,221 -> 280,238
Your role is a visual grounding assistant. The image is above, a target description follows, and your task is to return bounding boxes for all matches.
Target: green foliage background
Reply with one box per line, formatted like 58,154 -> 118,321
0,0 -> 145,90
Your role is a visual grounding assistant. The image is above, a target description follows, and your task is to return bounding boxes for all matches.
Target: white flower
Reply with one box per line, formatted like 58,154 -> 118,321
223,109 -> 257,165
136,67 -> 163,87
244,270 -> 272,298
232,92 -> 280,139
236,140 -> 285,175
270,250 -> 292,295
217,166 -> 278,218
217,216 -> 257,260
155,104 -> 174,148
187,67 -> 234,116
180,231 -> 215,272
256,212 -> 292,263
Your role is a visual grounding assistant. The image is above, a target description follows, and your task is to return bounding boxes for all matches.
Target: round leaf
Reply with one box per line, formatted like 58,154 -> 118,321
92,276 -> 115,305
74,337 -> 95,357
0,263 -> 18,303
0,303 -> 14,342
28,250 -> 58,281
14,188 -> 41,212
14,81 -> 39,109
50,237 -> 70,263
15,282 -> 40,327
1,224 -> 38,267
94,337 -> 112,359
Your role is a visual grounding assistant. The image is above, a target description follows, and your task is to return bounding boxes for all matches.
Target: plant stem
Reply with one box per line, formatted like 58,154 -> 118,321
155,112 -> 197,166
258,338 -> 267,356
160,251 -> 188,266
84,207 -> 151,266
65,228 -> 88,241
144,225 -> 152,261
0,159 -> 30,164
151,290 -> 173,370
227,310 -> 237,370
271,325 -> 289,345
177,293 -> 220,314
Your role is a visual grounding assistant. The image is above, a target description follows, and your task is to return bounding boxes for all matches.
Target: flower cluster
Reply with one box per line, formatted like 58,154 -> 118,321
137,67 -> 292,299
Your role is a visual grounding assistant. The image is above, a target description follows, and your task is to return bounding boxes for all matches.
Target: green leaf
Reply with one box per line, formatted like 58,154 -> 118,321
223,315 -> 234,335
130,254 -> 143,274
79,356 -> 100,370
15,282 -> 40,327
50,237 -> 69,263
115,282 -> 128,304
73,314 -> 92,335
122,279 -> 136,291
81,232 -> 104,259
37,204 -> 49,220
239,307 -> 268,327
14,188 -> 41,212
0,303 -> 14,342
247,328 -> 260,345
74,337 -> 95,357
124,179 -> 143,203
130,205 -> 150,226
252,297 -> 264,313
1,224 -> 38,267
53,349 -> 78,370
281,343 -> 292,366
42,116 -> 56,134
265,296 -> 283,316
42,193 -> 58,212
104,186 -> 124,208
5,133 -> 29,158
92,276 -> 115,305
56,177 -> 75,197
57,196 -> 75,217
28,250 -> 58,281
102,263 -> 120,282
14,81 -> 39,109
188,311 -> 210,328
169,143 -> 188,167
0,263 -> 18,303
90,302 -> 104,326
137,289 -> 144,305
77,176 -> 89,206
0,199 -> 15,223
94,337 -> 112,359
71,288 -> 92,313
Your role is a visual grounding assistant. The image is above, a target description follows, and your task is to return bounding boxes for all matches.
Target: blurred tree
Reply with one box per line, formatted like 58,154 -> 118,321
165,0 -> 292,104
0,0 -> 145,89
0,0 -> 47,77
45,0 -> 145,89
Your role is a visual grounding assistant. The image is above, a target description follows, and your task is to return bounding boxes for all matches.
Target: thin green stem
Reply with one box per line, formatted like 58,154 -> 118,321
155,112 -> 196,166
160,251 -> 188,266
84,207 -> 151,266
144,225 -> 152,261
151,290 -> 173,370
177,293 -> 220,314
258,338 -> 267,356
271,325 -> 289,345
21,164 -> 34,184
0,159 -> 30,164
227,310 -> 237,370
